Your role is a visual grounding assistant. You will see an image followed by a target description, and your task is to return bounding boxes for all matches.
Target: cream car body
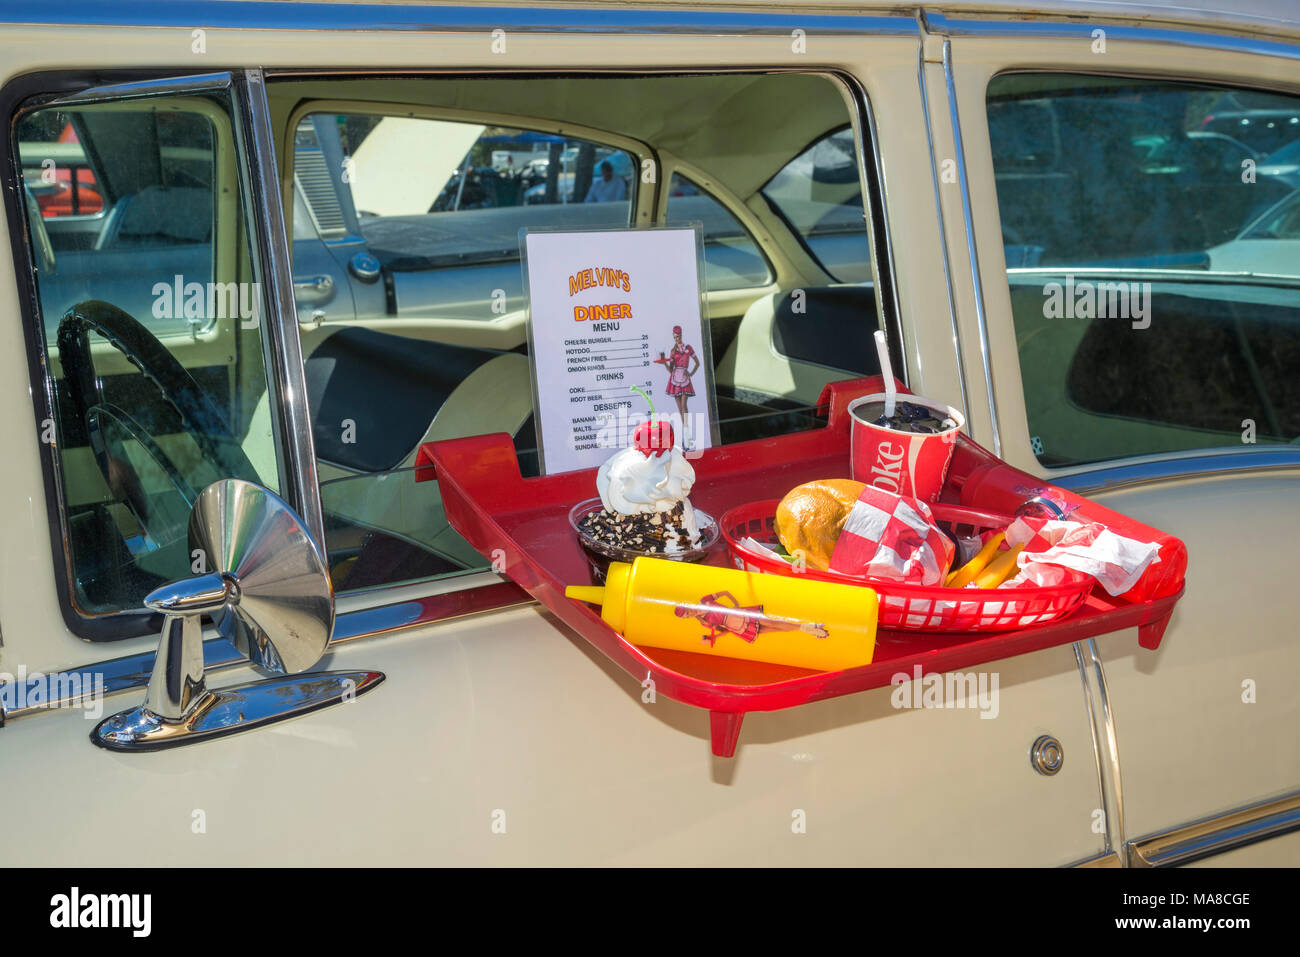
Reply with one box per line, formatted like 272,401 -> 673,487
0,0 -> 1296,866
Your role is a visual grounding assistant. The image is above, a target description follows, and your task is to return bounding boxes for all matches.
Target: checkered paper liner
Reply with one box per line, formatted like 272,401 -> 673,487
721,500 -> 1093,633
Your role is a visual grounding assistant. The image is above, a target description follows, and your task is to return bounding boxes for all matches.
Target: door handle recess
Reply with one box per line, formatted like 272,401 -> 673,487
293,274 -> 335,304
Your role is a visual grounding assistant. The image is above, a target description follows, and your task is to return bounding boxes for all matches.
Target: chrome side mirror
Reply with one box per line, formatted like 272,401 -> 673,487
93,480 -> 383,751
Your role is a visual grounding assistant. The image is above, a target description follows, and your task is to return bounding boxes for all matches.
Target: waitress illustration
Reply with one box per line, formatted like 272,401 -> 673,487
654,325 -> 700,438
674,591 -> 830,646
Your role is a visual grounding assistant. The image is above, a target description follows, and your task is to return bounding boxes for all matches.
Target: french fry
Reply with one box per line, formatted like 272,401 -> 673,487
945,531 -> 1006,588
974,543 -> 1025,589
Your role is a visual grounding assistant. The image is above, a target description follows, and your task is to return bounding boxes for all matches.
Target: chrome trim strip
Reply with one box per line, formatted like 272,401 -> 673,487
1073,642 -> 1118,861
1054,448 -> 1300,496
233,69 -> 326,544
40,73 -> 232,106
940,39 -> 1001,457
0,578 -> 531,720
916,15 -> 971,424
4,2 -> 917,35
1071,850 -> 1122,868
1128,790 -> 1300,867
1009,266 -> 1300,289
1085,638 -> 1127,862
940,17 -> 1300,59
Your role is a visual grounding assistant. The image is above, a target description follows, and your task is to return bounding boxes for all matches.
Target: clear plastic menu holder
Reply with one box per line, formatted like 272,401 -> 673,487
519,222 -> 720,476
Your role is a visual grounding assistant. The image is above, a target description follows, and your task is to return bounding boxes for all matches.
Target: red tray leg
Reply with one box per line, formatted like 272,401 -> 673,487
1138,610 -> 1174,650
710,710 -> 745,758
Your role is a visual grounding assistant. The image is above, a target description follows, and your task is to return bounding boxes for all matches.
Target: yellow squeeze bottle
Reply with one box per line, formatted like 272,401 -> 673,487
565,557 -> 877,671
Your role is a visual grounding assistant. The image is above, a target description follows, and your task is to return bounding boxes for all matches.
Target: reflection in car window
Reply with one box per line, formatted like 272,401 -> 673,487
14,93 -> 283,636
1241,192 -> 1300,241
17,111 -> 106,218
987,75 -> 1300,467
20,110 -> 217,339
665,172 -> 770,291
761,128 -> 871,282
299,114 -> 633,309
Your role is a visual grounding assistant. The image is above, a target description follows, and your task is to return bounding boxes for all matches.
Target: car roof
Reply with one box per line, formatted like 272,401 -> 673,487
663,0 -> 1300,36
14,0 -> 1300,38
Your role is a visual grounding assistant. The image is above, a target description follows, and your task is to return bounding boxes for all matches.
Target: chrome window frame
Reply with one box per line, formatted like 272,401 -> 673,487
233,68 -> 326,540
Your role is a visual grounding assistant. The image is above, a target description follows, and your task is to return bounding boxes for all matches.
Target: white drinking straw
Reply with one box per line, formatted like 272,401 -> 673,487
874,329 -> 896,417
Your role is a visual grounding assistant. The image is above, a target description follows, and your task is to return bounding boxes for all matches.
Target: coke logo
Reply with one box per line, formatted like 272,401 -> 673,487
870,441 -> 906,493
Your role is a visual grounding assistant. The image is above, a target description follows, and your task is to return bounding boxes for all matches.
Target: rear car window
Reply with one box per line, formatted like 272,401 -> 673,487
761,127 -> 871,283
665,172 -> 770,291
296,114 -> 634,321
987,74 -> 1300,467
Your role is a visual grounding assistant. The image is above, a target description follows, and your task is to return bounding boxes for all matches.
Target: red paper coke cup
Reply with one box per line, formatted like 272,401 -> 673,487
848,393 -> 965,502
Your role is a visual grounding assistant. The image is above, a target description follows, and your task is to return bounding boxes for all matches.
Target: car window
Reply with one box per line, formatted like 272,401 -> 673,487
761,128 -> 872,283
278,74 -> 883,597
665,172 -> 770,290
986,74 -> 1300,467
13,88 -> 285,637
295,113 -> 634,321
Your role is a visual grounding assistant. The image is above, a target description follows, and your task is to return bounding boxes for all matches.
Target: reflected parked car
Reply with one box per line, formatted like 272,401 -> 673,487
1206,188 -> 1300,274
1258,139 -> 1300,187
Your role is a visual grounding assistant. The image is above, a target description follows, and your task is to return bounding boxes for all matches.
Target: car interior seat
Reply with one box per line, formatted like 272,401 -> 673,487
95,186 -> 212,249
717,285 -> 882,406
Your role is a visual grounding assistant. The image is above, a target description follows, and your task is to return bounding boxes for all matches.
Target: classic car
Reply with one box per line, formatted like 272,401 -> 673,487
0,0 -> 1296,868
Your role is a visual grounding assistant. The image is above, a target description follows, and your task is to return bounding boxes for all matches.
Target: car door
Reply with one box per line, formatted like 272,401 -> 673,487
938,13 -> 1300,864
2,6 -> 1119,866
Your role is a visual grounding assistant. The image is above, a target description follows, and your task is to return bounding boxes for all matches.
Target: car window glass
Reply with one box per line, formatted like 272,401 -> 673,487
18,111 -> 106,219
15,91 -> 285,635
761,128 -> 872,282
665,173 -> 770,290
986,75 -> 1300,467
296,114 -> 633,322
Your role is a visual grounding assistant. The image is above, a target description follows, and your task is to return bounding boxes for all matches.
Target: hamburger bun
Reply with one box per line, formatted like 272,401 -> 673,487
775,479 -> 866,571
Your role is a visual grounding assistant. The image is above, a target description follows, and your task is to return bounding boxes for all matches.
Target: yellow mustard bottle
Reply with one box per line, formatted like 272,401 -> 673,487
566,557 -> 877,671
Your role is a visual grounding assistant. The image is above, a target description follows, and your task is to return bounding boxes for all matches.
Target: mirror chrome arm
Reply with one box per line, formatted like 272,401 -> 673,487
92,480 -> 383,752
142,572 -> 238,722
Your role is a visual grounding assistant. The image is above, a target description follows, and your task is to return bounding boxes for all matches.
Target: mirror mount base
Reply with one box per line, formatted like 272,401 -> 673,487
90,669 -> 384,752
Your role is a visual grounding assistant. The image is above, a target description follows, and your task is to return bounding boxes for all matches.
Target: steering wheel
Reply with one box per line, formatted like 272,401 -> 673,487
56,300 -> 259,551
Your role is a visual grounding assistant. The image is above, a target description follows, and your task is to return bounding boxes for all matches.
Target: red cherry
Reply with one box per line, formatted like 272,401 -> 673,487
632,418 -> 674,457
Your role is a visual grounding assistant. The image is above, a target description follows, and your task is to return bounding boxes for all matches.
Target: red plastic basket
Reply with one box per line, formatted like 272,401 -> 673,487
720,499 -> 1093,633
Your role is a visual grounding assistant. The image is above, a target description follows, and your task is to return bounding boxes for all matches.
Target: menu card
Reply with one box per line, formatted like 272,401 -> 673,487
522,226 -> 715,474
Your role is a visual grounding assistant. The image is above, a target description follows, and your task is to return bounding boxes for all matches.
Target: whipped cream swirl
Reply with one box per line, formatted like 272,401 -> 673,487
596,446 -> 699,543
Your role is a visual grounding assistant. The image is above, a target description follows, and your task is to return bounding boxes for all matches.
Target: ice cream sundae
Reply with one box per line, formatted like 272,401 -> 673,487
571,387 -> 717,572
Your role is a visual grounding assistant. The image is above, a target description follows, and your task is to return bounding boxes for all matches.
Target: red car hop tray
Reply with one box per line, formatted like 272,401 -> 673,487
417,377 -> 1187,757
